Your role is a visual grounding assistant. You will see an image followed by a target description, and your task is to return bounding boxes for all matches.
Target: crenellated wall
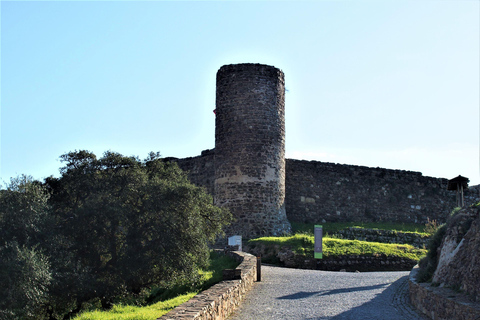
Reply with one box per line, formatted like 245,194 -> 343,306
164,64 -> 479,234
169,151 -> 479,227
284,159 -> 472,224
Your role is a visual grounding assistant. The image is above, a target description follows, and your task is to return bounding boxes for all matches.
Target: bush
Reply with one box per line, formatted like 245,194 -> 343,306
0,243 -> 52,320
416,223 -> 447,282
0,176 -> 52,320
72,251 -> 238,320
44,150 -> 232,316
423,218 -> 440,235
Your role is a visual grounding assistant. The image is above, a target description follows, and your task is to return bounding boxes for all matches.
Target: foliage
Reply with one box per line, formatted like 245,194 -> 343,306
416,224 -> 447,282
0,175 -> 51,247
450,207 -> 462,216
0,244 -> 52,320
423,218 -> 441,235
248,234 -> 427,261
73,293 -> 197,320
0,151 -> 231,319
0,176 -> 52,320
43,150 -> 232,317
415,205 -> 477,283
147,250 -> 238,304
72,251 -> 238,320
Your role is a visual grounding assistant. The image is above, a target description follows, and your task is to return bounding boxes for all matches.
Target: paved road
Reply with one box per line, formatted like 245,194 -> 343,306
228,265 -> 428,320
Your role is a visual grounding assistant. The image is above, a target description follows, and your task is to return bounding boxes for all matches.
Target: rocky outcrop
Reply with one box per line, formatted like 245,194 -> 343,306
409,205 -> 480,318
432,207 -> 480,301
409,266 -> 480,320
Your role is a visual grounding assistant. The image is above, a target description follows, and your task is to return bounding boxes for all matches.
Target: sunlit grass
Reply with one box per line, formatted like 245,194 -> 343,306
72,251 -> 238,320
248,234 -> 427,261
74,292 -> 197,320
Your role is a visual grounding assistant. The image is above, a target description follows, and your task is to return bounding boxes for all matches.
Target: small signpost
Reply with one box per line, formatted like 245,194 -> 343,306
228,235 -> 242,251
314,225 -> 323,259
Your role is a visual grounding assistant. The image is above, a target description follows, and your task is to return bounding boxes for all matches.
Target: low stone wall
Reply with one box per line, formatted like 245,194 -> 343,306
158,251 -> 257,320
409,265 -> 480,320
333,228 -> 430,248
277,251 -> 417,272
246,244 -> 418,271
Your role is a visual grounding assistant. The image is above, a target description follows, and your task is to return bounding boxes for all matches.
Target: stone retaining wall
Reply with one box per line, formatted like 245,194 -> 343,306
279,252 -> 417,272
158,251 -> 257,320
409,265 -> 480,320
246,244 -> 418,272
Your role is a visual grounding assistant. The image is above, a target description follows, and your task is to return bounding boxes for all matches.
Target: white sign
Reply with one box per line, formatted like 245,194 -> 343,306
228,235 -> 242,251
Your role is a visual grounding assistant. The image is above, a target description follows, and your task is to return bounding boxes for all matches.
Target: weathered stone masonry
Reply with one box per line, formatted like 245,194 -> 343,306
214,64 -> 291,238
164,63 -> 479,239
169,152 -> 478,228
285,160 -> 467,224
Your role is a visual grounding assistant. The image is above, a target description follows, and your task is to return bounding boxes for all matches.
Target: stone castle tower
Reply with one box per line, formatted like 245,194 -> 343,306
214,63 -> 292,239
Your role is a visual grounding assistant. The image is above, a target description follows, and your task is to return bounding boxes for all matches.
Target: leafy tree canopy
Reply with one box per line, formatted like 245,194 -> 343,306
0,176 -> 52,320
44,150 -> 231,313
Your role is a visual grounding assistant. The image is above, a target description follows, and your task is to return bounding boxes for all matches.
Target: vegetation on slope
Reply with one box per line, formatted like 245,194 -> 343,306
0,151 -> 232,320
248,234 -> 427,262
416,206 -> 476,283
73,251 -> 238,320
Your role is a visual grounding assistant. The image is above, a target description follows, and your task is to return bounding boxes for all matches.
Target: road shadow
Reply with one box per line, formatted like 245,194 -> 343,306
301,275 -> 428,320
277,283 -> 390,300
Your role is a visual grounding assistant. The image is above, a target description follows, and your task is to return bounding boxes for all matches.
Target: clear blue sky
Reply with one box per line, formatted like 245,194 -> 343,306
1,0 -> 479,185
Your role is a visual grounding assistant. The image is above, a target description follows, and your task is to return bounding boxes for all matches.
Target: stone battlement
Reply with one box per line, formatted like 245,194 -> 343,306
164,63 -> 479,239
168,150 -> 479,229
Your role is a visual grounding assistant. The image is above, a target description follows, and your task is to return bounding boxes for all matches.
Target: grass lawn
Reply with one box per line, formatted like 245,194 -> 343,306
73,293 -> 197,320
72,251 -> 238,320
248,233 -> 427,261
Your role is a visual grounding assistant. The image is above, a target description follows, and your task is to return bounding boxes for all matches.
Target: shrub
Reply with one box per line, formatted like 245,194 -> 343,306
416,223 -> 447,282
44,150 -> 232,316
423,218 -> 440,235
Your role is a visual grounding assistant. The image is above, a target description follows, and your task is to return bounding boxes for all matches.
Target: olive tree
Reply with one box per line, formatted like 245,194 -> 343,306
45,150 -> 231,313
0,176 -> 52,320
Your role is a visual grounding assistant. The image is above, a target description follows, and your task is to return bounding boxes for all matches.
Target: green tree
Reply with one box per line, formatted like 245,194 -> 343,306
45,150 -> 231,315
0,175 -> 50,247
0,176 -> 52,320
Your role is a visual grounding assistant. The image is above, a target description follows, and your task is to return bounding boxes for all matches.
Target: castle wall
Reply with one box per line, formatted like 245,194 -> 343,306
286,159 -> 468,224
171,152 -> 480,226
166,64 -> 479,231
165,149 -> 215,195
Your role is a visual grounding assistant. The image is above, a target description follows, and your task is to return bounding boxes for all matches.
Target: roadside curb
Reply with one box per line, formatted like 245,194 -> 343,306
409,265 -> 480,320
158,251 -> 257,320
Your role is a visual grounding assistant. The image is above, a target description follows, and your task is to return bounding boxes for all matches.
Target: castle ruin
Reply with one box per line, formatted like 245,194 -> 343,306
165,63 -> 480,240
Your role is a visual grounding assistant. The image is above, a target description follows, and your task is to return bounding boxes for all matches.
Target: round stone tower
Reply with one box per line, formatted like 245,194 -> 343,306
214,63 -> 291,239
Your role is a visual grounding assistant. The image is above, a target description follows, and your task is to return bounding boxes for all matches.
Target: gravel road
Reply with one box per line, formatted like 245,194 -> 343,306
228,265 -> 428,320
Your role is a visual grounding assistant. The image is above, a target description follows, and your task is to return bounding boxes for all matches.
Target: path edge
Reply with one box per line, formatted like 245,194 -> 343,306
409,265 -> 480,319
158,251 -> 257,320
